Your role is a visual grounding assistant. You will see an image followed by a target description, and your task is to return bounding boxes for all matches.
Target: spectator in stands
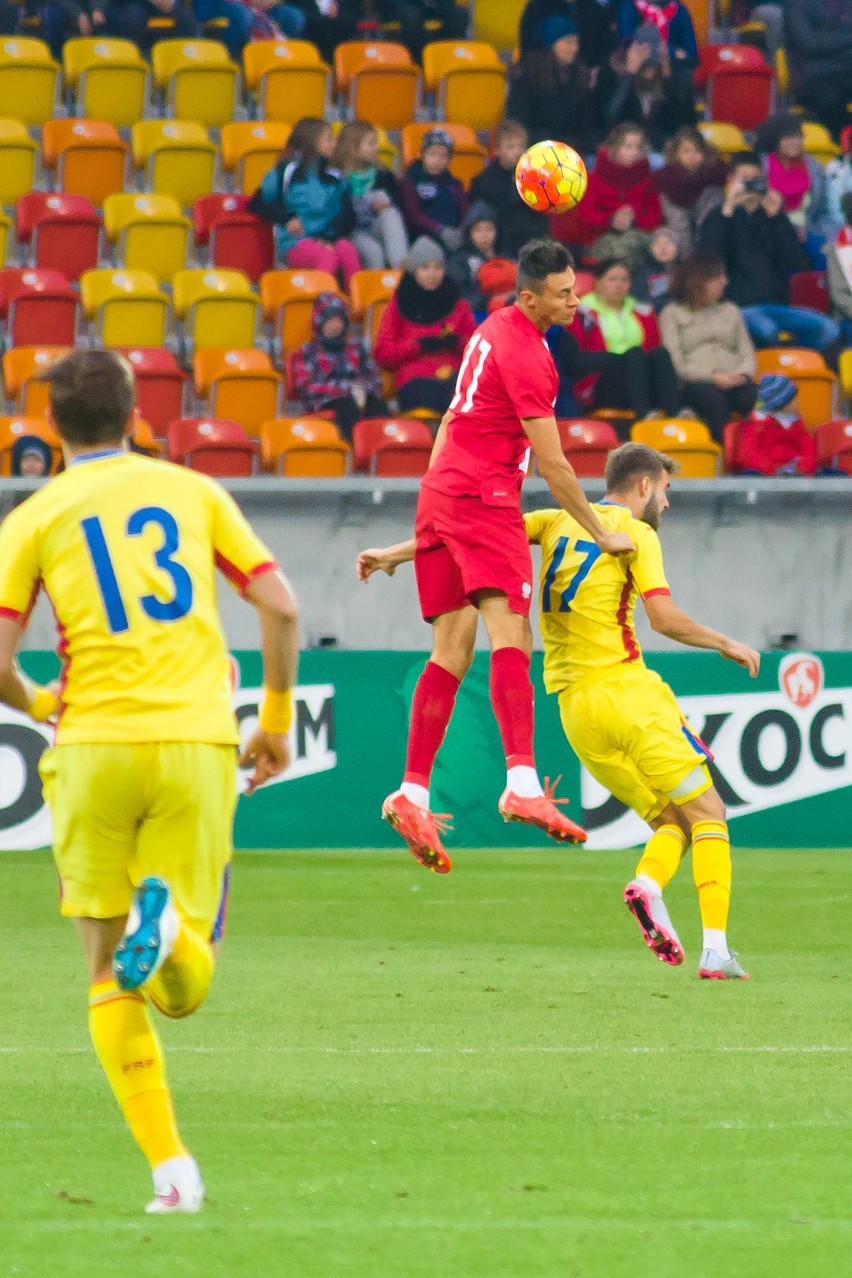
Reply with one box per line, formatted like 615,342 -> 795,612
653,126 -> 727,251
825,193 -> 852,344
729,0 -> 784,66
0,0 -> 109,57
736,374 -> 816,476
248,117 -> 360,289
506,13 -> 603,157
400,128 -> 466,253
447,201 -> 500,313
755,112 -> 835,266
784,0 -> 852,139
11,435 -> 52,479
698,152 -> 841,354
633,226 -> 680,308
600,27 -> 697,153
659,250 -> 758,442
615,0 -> 698,87
291,292 -> 387,441
581,124 -> 663,268
190,0 -> 297,56
333,121 -> 409,270
826,130 -> 852,235
468,120 -> 544,261
377,0 -> 467,62
555,257 -> 680,420
519,0 -> 617,68
295,0 -> 359,63
374,236 -> 475,415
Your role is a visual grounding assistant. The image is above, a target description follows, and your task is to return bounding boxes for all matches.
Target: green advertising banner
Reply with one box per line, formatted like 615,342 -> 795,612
3,649 -> 851,851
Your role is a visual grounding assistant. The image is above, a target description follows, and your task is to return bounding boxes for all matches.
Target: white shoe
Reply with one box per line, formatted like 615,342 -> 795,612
145,1156 -> 205,1215
623,878 -> 685,966
698,948 -> 750,980
113,877 -> 179,992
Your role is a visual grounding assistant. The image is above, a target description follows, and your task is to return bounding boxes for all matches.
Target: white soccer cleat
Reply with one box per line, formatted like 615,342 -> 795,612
623,878 -> 685,966
145,1156 -> 205,1215
113,877 -> 180,992
698,948 -> 750,980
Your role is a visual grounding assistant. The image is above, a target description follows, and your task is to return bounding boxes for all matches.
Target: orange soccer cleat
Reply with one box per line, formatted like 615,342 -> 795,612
381,790 -> 453,873
498,776 -> 587,845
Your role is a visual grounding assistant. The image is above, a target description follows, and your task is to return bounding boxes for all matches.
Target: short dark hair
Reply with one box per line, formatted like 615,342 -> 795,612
516,239 -> 574,294
41,349 -> 135,446
593,256 -> 631,282
605,442 -> 677,492
670,249 -> 726,306
728,150 -> 762,174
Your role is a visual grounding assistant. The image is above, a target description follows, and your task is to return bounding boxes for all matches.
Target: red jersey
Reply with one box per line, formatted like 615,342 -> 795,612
421,304 -> 558,507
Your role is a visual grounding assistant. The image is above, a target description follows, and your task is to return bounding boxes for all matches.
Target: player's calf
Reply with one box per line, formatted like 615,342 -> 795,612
113,877 -> 179,992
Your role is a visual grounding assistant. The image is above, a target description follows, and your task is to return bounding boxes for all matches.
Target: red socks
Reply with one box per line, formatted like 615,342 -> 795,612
490,647 -> 535,769
403,660 -> 461,788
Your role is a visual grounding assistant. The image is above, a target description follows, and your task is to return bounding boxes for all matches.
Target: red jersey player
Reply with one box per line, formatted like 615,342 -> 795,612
359,240 -> 635,873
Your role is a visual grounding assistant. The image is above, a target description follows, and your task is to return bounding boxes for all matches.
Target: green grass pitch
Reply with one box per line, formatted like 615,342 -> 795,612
0,846 -> 849,1278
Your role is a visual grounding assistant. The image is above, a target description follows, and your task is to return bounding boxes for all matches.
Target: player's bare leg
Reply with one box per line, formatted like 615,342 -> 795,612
383,605 -> 477,873
477,591 -> 586,844
624,807 -> 687,965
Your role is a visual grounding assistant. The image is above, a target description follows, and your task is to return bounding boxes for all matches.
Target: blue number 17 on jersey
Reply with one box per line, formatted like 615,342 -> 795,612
81,506 -> 193,634
541,536 -> 602,614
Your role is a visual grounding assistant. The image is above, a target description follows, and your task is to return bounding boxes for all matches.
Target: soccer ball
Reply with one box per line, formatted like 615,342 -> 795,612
515,141 -> 588,215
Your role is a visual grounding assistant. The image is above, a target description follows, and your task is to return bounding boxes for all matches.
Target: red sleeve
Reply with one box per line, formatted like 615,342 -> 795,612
580,173 -> 622,234
400,176 -> 442,238
373,297 -> 423,370
633,177 -> 663,231
640,309 -> 661,349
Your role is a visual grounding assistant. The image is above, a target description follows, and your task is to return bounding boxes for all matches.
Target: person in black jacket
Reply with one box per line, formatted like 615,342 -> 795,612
600,28 -> 697,153
377,0 -> 467,62
468,119 -> 545,260
506,13 -> 604,158
783,0 -> 852,138
698,152 -> 840,352
519,0 -> 617,69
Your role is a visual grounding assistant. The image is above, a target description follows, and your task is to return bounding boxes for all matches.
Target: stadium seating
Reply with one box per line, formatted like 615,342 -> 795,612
696,120 -> 747,160
193,346 -> 273,396
131,417 -> 163,456
193,193 -> 250,246
260,269 -> 339,356
172,268 -> 260,353
755,348 -> 838,428
0,413 -> 61,475
260,416 -> 350,476
208,212 -> 275,282
840,349 -> 852,409
167,415 -> 259,475
334,41 -> 420,129
705,63 -> 775,131
2,346 -> 69,416
220,121 -> 290,195
42,118 -> 129,206
80,268 -> 169,347
632,418 -> 722,478
695,41 -> 769,88
814,420 -> 852,474
152,39 -> 239,128
62,37 -> 149,127
421,39 -> 502,92
556,419 -> 619,478
400,123 -> 487,188
348,269 -> 399,348
204,363 -> 283,437
0,268 -> 78,347
0,37 -> 60,127
800,121 -> 841,165
352,417 -> 434,475
430,50 -> 506,131
789,271 -> 830,315
242,40 -> 331,124
16,193 -> 102,281
103,193 -> 191,283
120,346 -> 187,434
0,119 -> 38,207
132,120 -> 217,208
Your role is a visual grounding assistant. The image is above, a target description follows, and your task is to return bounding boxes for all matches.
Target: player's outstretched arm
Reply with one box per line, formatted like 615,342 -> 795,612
643,594 -> 761,676
240,570 -> 300,795
0,618 -> 58,722
357,539 -> 416,582
522,416 -> 635,556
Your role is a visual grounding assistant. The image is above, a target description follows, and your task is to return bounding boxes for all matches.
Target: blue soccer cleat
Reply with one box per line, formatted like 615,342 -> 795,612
113,877 -> 179,992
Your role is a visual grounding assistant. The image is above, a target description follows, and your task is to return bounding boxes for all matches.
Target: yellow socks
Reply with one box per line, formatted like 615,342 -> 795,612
88,980 -> 186,1168
146,925 -> 215,1020
692,819 -> 732,933
635,823 -> 688,891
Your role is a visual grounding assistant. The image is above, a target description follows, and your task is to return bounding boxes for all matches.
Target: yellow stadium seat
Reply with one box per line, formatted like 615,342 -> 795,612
756,348 -> 838,428
80,268 -> 169,347
697,120 -> 747,160
220,120 -> 291,195
103,193 -> 191,283
41,118 -> 129,207
839,350 -> 852,407
421,39 -> 502,92
2,346 -> 70,416
801,121 -> 841,164
208,367 -> 283,437
437,62 -> 506,131
260,416 -> 349,476
401,122 -> 487,188
62,37 -> 149,127
242,40 -> 330,123
0,37 -> 59,126
775,46 -> 789,95
172,268 -> 260,352
193,346 -> 273,395
260,268 -> 338,355
0,414 -> 62,476
132,119 -> 217,208
631,418 -> 722,478
0,118 -> 37,206
151,38 -> 239,128
0,209 -> 10,267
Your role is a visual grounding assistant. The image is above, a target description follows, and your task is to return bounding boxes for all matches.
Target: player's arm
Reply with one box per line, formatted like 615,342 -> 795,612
522,416 -> 635,556
0,516 -> 58,723
240,568 -> 300,795
357,539 -> 415,582
643,594 -> 761,676
0,620 -> 59,721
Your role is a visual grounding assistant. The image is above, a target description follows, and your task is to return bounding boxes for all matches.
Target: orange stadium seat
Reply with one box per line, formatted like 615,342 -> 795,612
206,366 -> 283,437
0,119 -> 38,207
556,419 -> 619,478
840,349 -> 852,408
432,59 -> 506,131
220,120 -> 291,195
2,346 -> 69,416
348,269 -> 399,351
260,416 -> 349,476
755,348 -> 838,429
334,41 -> 419,129
352,417 -> 433,476
193,346 -> 273,396
193,192 -> 250,245
120,346 -> 188,434
0,268 -> 78,347
421,39 -> 502,92
242,40 -> 330,124
333,39 -> 411,93
208,212 -> 276,283
0,413 -> 61,475
131,417 -> 163,456
42,118 -> 128,207
815,420 -> 852,474
400,123 -> 486,188
16,192 -> 102,281
167,415 -> 259,475
632,418 -> 722,478
259,269 -> 338,356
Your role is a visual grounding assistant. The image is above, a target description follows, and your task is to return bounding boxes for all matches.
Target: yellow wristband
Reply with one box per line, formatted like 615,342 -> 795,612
258,688 -> 293,735
29,687 -> 59,723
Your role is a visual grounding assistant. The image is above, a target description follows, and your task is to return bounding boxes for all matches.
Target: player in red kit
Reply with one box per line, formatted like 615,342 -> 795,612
358,240 -> 635,873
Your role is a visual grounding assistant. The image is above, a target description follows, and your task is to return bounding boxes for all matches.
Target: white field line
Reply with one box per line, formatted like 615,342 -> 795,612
0,1044 -> 849,1056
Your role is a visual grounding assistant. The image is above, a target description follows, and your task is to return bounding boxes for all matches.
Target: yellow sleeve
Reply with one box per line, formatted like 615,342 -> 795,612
207,482 -> 278,595
630,524 -> 670,599
0,508 -> 41,623
524,509 -> 558,545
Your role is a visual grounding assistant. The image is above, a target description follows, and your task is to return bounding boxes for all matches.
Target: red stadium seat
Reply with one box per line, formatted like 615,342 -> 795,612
789,271 -> 830,315
815,419 -> 852,474
120,346 -> 188,435
696,42 -> 769,89
192,192 -> 250,246
723,419 -> 744,473
16,192 -> 102,282
352,416 -> 434,475
208,212 -> 275,282
555,419 -> 618,477
0,268 -> 78,346
166,416 -> 258,475
706,65 -> 775,131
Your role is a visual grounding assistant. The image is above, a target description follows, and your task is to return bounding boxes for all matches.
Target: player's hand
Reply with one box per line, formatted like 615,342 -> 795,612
240,729 -> 290,795
597,531 -> 635,556
721,640 -> 761,677
357,548 -> 397,581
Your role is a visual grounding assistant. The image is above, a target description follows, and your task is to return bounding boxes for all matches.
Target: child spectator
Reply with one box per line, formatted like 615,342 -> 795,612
447,202 -> 501,313
248,116 -> 360,288
333,121 -> 409,270
580,124 -> 663,267
291,293 -> 388,442
601,27 -> 697,153
615,0 -> 698,85
633,226 -> 680,308
755,112 -> 835,267
468,119 -> 544,261
374,236 -> 476,416
825,193 -> 852,345
11,435 -> 52,478
653,126 -> 727,251
400,129 -> 466,254
506,13 -> 603,157
736,375 -> 816,476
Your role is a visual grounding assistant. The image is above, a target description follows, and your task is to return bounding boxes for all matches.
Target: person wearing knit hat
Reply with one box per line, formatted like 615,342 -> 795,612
538,13 -> 578,47
755,373 -> 797,415
11,434 -> 53,478
406,235 -> 446,271
506,5 -> 602,155
446,201 -> 502,313
737,374 -> 816,476
291,291 -> 388,440
400,133 -> 466,254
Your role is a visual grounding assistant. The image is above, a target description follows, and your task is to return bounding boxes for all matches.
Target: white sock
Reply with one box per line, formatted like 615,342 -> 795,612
703,928 -> 730,960
635,873 -> 662,897
400,781 -> 430,809
152,1155 -> 200,1191
506,765 -> 544,798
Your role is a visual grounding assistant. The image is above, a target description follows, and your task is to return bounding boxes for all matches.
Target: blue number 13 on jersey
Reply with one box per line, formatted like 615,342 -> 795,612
542,536 -> 602,613
81,506 -> 193,634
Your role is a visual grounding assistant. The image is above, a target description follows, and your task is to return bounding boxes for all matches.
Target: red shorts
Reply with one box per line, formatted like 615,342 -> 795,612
414,487 -> 533,621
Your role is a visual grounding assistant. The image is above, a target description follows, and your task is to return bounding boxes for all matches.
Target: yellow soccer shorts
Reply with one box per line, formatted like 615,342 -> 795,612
39,742 -> 238,939
558,665 -> 712,824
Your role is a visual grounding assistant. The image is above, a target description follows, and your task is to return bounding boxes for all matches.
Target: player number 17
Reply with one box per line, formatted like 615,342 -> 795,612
541,536 -> 601,613
81,506 -> 193,634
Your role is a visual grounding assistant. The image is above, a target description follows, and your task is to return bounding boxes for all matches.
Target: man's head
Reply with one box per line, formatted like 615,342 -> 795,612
515,239 -> 577,331
41,348 -> 135,451
727,151 -> 767,212
604,442 -> 677,530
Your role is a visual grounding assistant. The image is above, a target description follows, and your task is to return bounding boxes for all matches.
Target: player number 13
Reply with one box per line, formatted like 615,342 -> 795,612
81,507 -> 193,634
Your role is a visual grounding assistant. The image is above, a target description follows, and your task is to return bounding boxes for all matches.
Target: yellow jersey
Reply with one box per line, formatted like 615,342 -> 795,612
0,449 -> 276,745
525,501 -> 670,695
